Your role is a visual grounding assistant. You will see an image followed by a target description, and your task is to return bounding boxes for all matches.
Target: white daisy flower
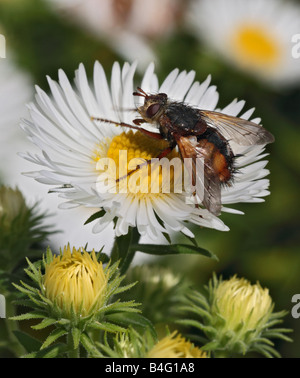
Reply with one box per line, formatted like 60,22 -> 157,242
20,61 -> 272,240
46,0 -> 186,69
188,0 -> 300,87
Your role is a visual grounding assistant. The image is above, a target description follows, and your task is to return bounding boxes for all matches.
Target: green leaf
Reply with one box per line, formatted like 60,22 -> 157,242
97,253 -> 110,264
113,281 -> 137,295
105,313 -> 156,339
130,243 -> 218,260
31,318 -> 57,330
80,333 -> 103,358
24,267 -> 41,285
12,282 -> 36,296
10,311 -> 47,321
25,257 -> 40,279
177,318 -> 217,336
12,299 -> 37,308
13,330 -> 42,353
24,343 -> 67,358
41,328 -> 67,349
84,209 -> 106,225
116,232 -> 133,259
89,321 -> 127,333
117,227 -> 141,274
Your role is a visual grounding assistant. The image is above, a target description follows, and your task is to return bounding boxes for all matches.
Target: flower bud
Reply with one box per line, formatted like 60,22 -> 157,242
0,186 -> 27,229
147,331 -> 207,358
181,274 -> 292,357
44,245 -> 108,318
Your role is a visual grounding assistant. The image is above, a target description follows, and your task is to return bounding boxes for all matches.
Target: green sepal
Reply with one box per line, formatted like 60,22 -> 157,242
44,246 -> 54,265
10,311 -> 47,321
12,282 -> 37,296
252,343 -> 281,358
101,300 -> 140,315
71,327 -> 82,349
31,318 -> 57,330
177,318 -> 217,337
57,318 -> 71,326
112,281 -> 137,296
24,257 -> 41,284
96,252 -> 110,264
41,328 -> 68,350
200,340 -> 221,352
263,329 -> 293,342
80,333 -> 103,358
88,321 -> 127,333
179,304 -> 213,322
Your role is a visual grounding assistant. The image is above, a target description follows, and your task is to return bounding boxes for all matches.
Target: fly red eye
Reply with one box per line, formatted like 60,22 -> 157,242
146,103 -> 161,118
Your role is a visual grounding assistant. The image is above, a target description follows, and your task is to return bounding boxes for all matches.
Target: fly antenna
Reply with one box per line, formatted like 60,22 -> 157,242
133,87 -> 147,98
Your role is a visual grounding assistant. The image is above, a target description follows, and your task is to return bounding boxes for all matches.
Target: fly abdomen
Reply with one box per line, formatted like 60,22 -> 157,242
197,127 -> 234,184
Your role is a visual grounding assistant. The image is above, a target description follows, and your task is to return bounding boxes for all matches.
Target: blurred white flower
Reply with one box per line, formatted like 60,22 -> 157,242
20,61 -> 272,240
46,0 -> 186,68
188,0 -> 300,87
0,56 -> 32,182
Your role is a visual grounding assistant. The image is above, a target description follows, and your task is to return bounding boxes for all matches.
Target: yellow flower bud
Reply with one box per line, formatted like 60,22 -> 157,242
44,245 -> 108,318
181,274 -> 291,357
147,331 -> 207,358
212,275 -> 273,334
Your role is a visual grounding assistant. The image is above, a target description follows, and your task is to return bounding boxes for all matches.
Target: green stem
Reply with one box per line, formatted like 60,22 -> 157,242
3,296 -> 25,356
111,227 -> 141,275
213,349 -> 231,358
120,228 -> 141,275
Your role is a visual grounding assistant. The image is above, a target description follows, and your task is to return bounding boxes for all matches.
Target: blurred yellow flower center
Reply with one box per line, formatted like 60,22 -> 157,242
44,245 -> 108,317
213,276 -> 273,332
230,24 -> 281,69
147,331 -> 207,358
94,130 -> 181,195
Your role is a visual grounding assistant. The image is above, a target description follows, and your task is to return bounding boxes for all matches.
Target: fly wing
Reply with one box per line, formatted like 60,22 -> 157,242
176,135 -> 222,216
199,110 -> 275,146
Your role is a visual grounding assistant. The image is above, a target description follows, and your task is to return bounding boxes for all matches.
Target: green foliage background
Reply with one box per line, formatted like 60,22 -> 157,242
0,0 -> 299,358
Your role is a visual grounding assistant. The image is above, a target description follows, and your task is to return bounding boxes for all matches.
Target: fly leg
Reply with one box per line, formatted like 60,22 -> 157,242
116,145 -> 175,183
91,117 -> 164,140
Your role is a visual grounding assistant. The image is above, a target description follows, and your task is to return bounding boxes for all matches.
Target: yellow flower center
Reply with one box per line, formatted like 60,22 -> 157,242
230,24 -> 281,71
213,276 -> 273,332
147,331 -> 207,358
94,130 -> 181,195
44,245 -> 108,317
